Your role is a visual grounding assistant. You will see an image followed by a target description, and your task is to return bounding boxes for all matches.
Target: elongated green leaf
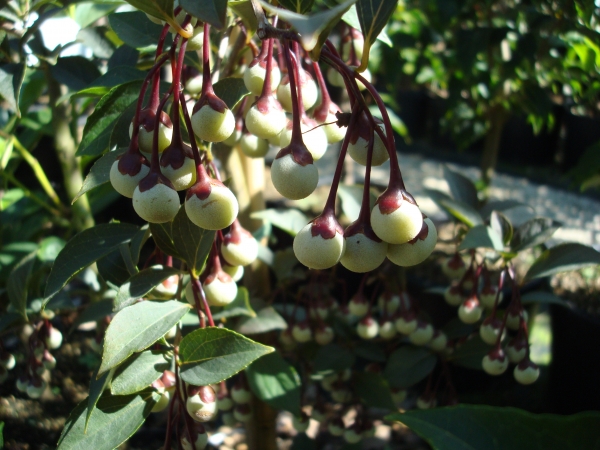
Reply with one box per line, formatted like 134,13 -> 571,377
114,266 -> 182,311
213,77 -> 249,109
99,300 -> 190,375
490,211 -> 513,246
57,389 -> 159,450
341,4 -> 392,45
511,218 -> 561,252
278,0 -> 314,14
251,208 -> 309,236
70,300 -> 113,333
520,291 -> 567,306
171,208 -> 215,277
458,225 -> 504,252
97,248 -> 130,286
442,166 -> 478,208
77,80 -> 142,157
526,243 -> 600,280
425,189 -> 483,227
387,406 -> 600,450
86,368 -> 114,432
236,306 -> 288,334
111,350 -> 171,395
180,0 -> 227,29
44,223 -> 139,304
449,336 -> 488,370
73,148 -> 126,203
7,251 -> 36,319
129,225 -> 151,266
75,3 -> 120,28
384,347 -> 437,389
76,27 -> 115,59
109,12 -> 166,49
356,0 -> 397,71
150,221 -> 182,260
51,56 -> 102,91
179,327 -> 274,385
229,0 -> 258,36
247,351 -> 301,415
0,63 -> 25,116
354,371 -> 395,411
73,67 -> 146,99
312,344 -> 355,378
259,0 -> 358,52
212,287 -> 256,320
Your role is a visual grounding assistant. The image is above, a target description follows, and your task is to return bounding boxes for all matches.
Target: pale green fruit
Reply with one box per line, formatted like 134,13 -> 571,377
185,27 -> 204,51
26,380 -> 47,399
371,200 -> 423,244
243,62 -> 281,95
340,232 -> 388,273
343,428 -> 363,444
191,105 -> 235,143
291,323 -> 312,343
387,218 -> 438,266
184,282 -> 196,306
348,296 -> 368,318
130,122 -> 172,156
233,404 -> 253,423
182,432 -> 208,450
110,160 -> 150,198
347,123 -> 389,166
245,103 -> 286,139
480,319 -> 504,345
168,10 -> 198,33
315,326 -> 334,345
45,328 -> 63,350
327,67 -> 345,88
391,388 -> 407,404
185,185 -> 239,230
276,74 -> 318,112
354,68 -> 371,91
204,274 -> 238,307
341,34 -> 364,61
162,157 -> 196,191
480,287 -> 502,309
293,223 -> 344,270
151,389 -> 171,412
217,396 -> 234,411
395,314 -> 418,334
416,396 -> 436,410
356,317 -> 379,340
223,127 -> 242,147
149,272 -> 179,300
186,387 -> 218,422
186,75 -> 203,95
379,320 -> 397,340
428,331 -> 448,352
506,340 -> 527,364
458,298 -> 483,324
240,133 -> 269,158
133,183 -> 180,223
444,285 -> 464,306
279,120 -> 328,160
221,236 -> 258,267
328,421 -> 344,437
231,385 -> 252,404
320,112 -> 346,144
482,353 -> 509,376
271,153 -> 318,200
506,309 -> 528,330
223,264 -> 244,282
408,322 -> 434,346
222,412 -> 237,427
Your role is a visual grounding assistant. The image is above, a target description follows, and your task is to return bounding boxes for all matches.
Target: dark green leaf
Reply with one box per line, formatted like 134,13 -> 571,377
251,208 -> 308,236
247,351 -> 301,415
44,223 -> 139,304
229,1 -> 258,36
479,200 -> 532,219
111,350 -> 171,395
7,251 -> 36,319
449,336 -> 488,370
19,69 -> 45,115
74,67 -> 146,98
57,389 -> 159,450
526,243 -> 600,280
313,344 -> 355,377
97,249 -> 130,286
354,341 -> 386,362
511,218 -> 561,252
70,300 -> 113,333
109,11 -> 166,49
490,211 -> 513,246
213,77 -> 249,109
236,306 -> 288,335
75,3 -> 120,28
212,287 -> 256,320
341,5 -> 392,46
171,208 -> 215,277
354,371 -> 395,411
99,300 -> 190,375
0,63 -> 25,116
442,318 -> 475,340
0,312 -> 24,333
77,27 -> 115,59
130,225 -> 150,266
50,57 -> 101,91
180,327 -> 273,385
180,0 -> 227,29
114,266 -> 182,311
108,46 -> 140,71
150,221 -> 182,260
291,433 -> 316,450
123,0 -> 175,24
356,0 -> 397,69
458,225 -> 504,252
77,80 -> 142,157
86,368 -> 113,432
74,148 -> 126,203
425,189 -> 483,227
442,166 -> 478,208
278,0 -> 314,14
384,346 -> 437,389
520,291 -> 567,306
386,406 -> 600,450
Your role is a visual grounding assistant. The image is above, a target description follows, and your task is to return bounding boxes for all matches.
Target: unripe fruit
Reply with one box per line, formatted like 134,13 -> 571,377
293,221 -> 345,270
416,395 -> 436,410
185,27 -> 205,52
388,218 -> 438,266
191,104 -> 235,143
245,97 -> 286,139
0,352 -> 15,370
240,133 -> 269,158
480,285 -> 501,309
343,426 -> 363,444
186,74 -> 203,95
328,418 -> 345,436
320,374 -> 337,391
347,123 -> 389,167
331,386 -> 351,403
45,327 -> 63,350
42,349 -> 56,370
110,156 -> 150,198
271,153 -> 318,200
233,403 -> 253,423
133,176 -> 180,223
506,308 -> 528,331
444,285 -> 464,306
167,10 -> 199,33
27,378 -> 46,399
279,329 -> 297,350
160,146 -> 196,191
231,383 -> 252,404
149,272 -> 180,300
391,388 -> 407,405
185,181 -> 239,230
16,375 -> 28,392
348,294 -> 369,318
482,349 -> 509,376
217,395 -> 234,411
371,193 -> 423,244
458,297 -> 483,324
409,321 -> 434,346
276,71 -> 318,112
442,253 -> 467,279
506,337 -> 528,363
186,385 -> 218,422
428,330 -> 448,352
480,317 -> 504,345
292,413 -> 310,433
514,359 -> 539,385
313,101 -> 347,144
203,271 -> 238,307
243,58 -> 281,95
379,319 -> 397,340
291,321 -> 312,343
223,263 -> 244,282
151,387 -> 171,413
129,111 -> 173,156
356,316 -> 379,340
341,30 -> 365,61
279,118 -> 329,161
395,311 -> 418,335
182,431 -> 208,450
340,231 -> 387,273
315,325 -> 335,345
221,222 -> 259,267
222,412 -> 237,427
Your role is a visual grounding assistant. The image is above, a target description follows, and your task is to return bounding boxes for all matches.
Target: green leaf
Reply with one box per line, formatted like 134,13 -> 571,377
180,0 -> 227,29
354,341 -> 386,362
97,249 -> 131,286
86,368 -> 114,432
111,350 -> 171,395
73,67 -> 146,99
150,221 -> 182,260
75,3 -> 120,28
37,236 -> 66,263
338,184 -> 372,222
77,80 -> 142,157
130,225 -> 150,266
73,148 -> 126,203
50,57 -> 102,91
384,346 -> 437,389
526,243 -> 600,280
0,312 -> 23,334
179,327 -> 274,385
312,344 -> 355,378
114,266 -> 182,312
229,1 -> 258,36
521,291 -> 567,306
251,208 -> 308,236
99,300 -> 190,375
44,223 -> 140,304
511,218 -> 561,252
356,0 -> 397,71
7,251 -> 36,319
425,189 -> 483,227
246,351 -> 301,415
259,0 -> 358,53
213,77 -> 249,109
170,208 -> 216,277
212,287 -> 256,320
70,300 -> 114,333
490,211 -> 513,246
278,0 -> 314,13
458,225 -> 504,252
386,406 -> 600,450
341,4 -> 392,46
108,46 -> 140,71
0,63 -> 25,116
449,336 -> 488,370
236,306 -> 288,335
354,371 -> 395,411
77,27 -> 115,59
442,166 -> 478,208
57,389 -> 160,450
123,0 -> 175,24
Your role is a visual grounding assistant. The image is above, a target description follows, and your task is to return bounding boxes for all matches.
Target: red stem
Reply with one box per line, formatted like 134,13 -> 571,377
202,22 -> 213,93
282,40 -> 302,143
150,86 -> 174,171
